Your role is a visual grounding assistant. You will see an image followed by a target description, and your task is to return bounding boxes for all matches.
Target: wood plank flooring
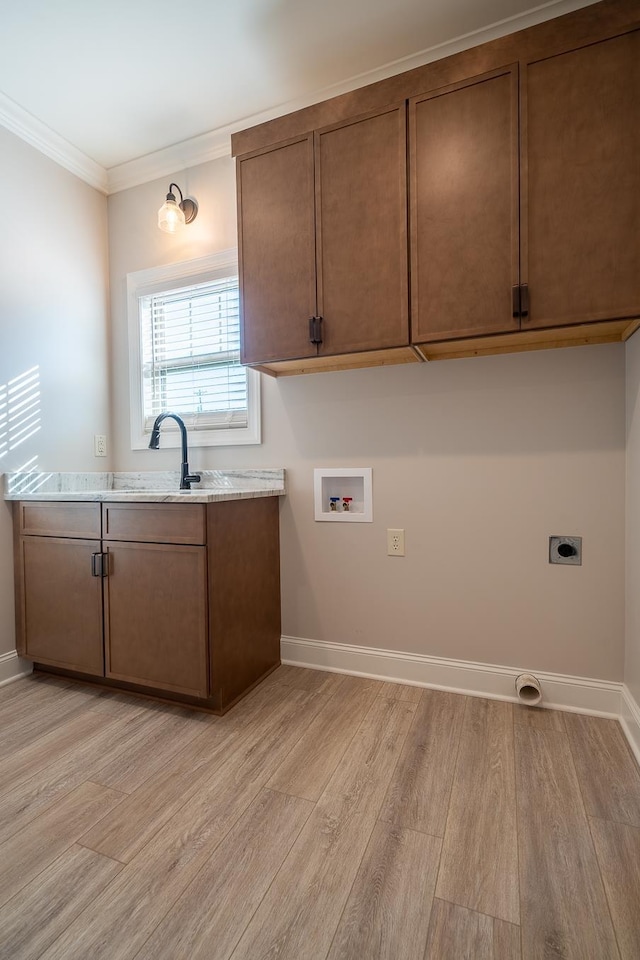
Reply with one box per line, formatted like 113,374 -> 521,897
436,697 -> 519,924
0,668 -> 639,960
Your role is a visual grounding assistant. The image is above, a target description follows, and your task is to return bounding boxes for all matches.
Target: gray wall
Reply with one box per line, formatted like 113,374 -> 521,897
625,332 -> 640,703
0,126 -> 110,656
108,155 -> 626,681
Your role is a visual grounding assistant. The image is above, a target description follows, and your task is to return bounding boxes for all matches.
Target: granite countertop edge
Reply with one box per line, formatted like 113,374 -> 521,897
3,470 -> 286,504
3,489 -> 284,503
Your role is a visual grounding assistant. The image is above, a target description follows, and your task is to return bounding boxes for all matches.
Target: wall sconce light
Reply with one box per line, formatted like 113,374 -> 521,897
157,183 -> 198,234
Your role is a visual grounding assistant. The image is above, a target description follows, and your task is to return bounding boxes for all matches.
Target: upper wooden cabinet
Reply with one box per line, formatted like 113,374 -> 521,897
522,30 -> 640,329
410,66 -> 519,342
238,105 -> 409,366
233,0 -> 640,370
411,31 -> 640,345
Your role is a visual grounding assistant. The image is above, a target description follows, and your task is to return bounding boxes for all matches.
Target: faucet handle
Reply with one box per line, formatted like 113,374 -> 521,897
180,465 -> 202,490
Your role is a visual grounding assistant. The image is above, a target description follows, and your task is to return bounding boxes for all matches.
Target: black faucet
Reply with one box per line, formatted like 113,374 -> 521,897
148,412 -> 202,490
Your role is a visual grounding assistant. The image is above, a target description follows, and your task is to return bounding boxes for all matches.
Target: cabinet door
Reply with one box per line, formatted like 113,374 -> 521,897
104,541 -> 208,699
315,105 -> 409,354
238,135 -> 317,364
522,31 -> 640,328
20,536 -> 104,676
410,66 -> 519,343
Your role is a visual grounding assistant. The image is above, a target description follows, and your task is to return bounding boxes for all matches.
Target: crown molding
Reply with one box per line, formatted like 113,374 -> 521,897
0,91 -> 108,193
0,0 -> 596,195
105,0 -> 596,193
106,127 -> 234,194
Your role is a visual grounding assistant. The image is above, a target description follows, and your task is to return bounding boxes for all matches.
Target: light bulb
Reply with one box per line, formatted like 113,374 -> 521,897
158,195 -> 186,234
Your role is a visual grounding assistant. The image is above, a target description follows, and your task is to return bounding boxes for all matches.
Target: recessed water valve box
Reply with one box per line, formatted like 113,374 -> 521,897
549,536 -> 582,565
314,468 -> 373,522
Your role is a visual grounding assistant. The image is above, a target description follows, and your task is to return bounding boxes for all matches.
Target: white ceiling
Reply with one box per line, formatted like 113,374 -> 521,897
0,0 -> 595,190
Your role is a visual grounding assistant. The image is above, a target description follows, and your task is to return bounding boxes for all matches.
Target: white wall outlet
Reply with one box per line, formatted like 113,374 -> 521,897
387,528 -> 405,556
94,434 -> 107,458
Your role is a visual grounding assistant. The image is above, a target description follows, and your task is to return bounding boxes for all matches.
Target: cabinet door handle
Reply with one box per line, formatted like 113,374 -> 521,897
512,284 -> 530,320
91,553 -> 108,577
512,285 -> 521,319
308,316 -> 323,345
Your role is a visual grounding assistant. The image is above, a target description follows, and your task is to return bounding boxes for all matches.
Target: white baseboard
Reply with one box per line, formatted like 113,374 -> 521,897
0,650 -> 33,687
1,634 -> 635,759
280,636 -> 623,719
620,685 -> 640,766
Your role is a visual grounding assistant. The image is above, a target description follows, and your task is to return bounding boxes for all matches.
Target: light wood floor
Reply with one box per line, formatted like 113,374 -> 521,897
1,667 -> 639,960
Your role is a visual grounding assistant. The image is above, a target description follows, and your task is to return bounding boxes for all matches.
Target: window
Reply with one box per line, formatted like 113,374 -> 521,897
128,251 -> 260,449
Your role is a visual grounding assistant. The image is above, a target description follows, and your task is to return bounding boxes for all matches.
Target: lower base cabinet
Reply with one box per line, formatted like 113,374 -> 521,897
13,497 -> 281,713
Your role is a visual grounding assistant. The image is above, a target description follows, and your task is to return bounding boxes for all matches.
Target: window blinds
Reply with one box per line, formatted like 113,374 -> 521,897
140,275 -> 247,431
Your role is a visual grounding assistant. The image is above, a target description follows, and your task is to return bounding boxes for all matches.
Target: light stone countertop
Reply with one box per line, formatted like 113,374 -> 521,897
2,470 -> 285,503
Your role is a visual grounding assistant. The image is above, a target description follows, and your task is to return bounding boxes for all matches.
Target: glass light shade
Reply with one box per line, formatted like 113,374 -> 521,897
158,197 -> 186,234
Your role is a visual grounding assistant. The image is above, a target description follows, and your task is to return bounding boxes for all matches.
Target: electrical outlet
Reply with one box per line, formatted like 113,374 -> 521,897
387,528 -> 405,556
94,434 -> 107,458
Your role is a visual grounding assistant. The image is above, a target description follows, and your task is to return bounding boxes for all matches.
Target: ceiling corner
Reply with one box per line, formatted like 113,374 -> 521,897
0,90 -> 108,194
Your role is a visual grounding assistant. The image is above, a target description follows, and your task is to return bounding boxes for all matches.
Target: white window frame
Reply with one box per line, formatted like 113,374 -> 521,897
127,250 -> 260,450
